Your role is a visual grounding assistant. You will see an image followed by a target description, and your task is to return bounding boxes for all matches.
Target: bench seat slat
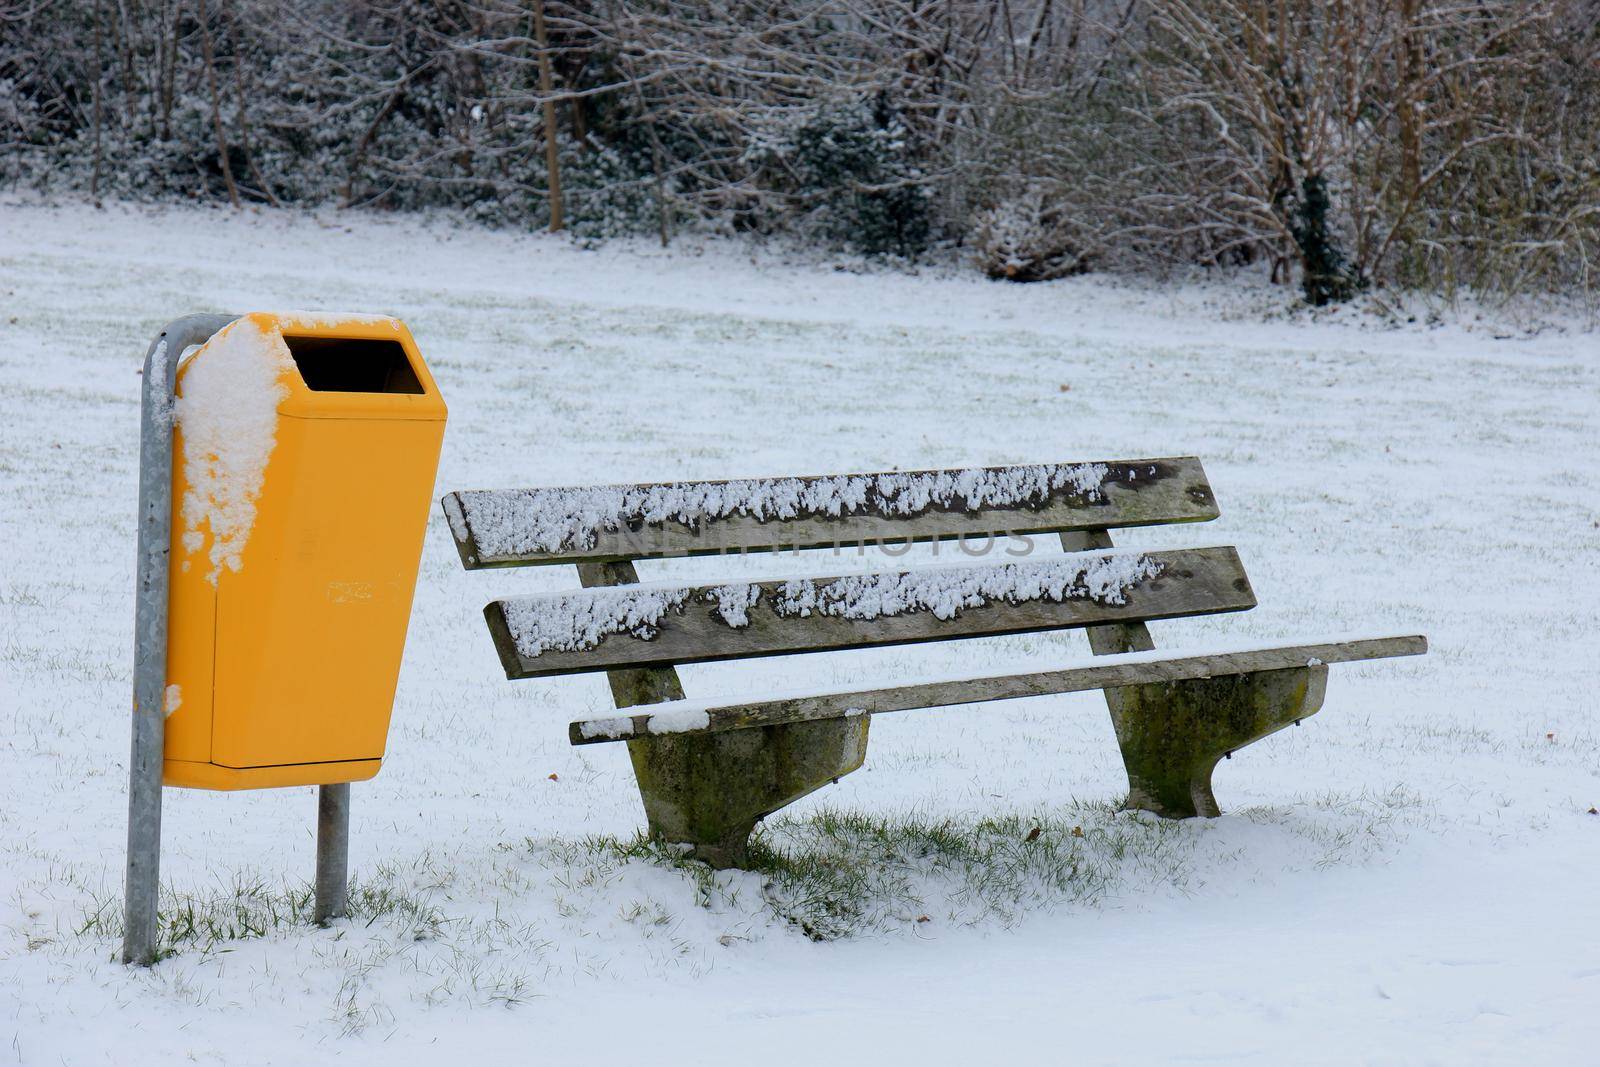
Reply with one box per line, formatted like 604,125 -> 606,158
486,546 -> 1255,679
568,636 -> 1428,744
444,456 -> 1217,568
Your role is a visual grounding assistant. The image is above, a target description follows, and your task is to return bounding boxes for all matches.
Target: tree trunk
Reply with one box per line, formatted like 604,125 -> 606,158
226,4 -> 279,206
160,0 -> 181,141
116,0 -> 137,126
91,0 -> 105,204
1397,0 -> 1423,197
533,0 -> 564,232
343,69 -> 412,208
197,0 -> 241,207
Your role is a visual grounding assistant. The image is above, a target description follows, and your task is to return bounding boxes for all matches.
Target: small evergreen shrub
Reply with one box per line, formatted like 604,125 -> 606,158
1283,174 -> 1360,306
747,94 -> 933,257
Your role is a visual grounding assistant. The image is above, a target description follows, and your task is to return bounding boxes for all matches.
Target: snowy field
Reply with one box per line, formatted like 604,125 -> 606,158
1,200 -> 1598,1065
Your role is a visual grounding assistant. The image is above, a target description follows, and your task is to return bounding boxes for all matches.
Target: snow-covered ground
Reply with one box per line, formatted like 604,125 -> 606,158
1,200 -> 1597,1065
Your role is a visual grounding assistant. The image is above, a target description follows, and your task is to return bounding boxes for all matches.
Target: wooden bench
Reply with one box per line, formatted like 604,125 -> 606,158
443,457 -> 1426,868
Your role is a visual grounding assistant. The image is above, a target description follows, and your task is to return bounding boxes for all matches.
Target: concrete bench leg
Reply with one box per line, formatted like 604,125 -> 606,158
627,717 -> 870,869
1105,665 -> 1328,818
575,561 -> 870,870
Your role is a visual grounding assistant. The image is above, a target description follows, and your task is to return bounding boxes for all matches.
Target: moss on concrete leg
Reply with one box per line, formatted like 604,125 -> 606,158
1106,665 -> 1328,818
627,716 -> 870,869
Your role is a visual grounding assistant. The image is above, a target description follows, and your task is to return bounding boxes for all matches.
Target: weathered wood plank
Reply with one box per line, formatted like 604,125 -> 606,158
444,456 -> 1218,568
567,636 -> 1428,744
486,546 -> 1256,679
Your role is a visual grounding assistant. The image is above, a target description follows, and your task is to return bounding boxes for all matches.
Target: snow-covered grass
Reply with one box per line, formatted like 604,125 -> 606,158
1,200 -> 1598,1064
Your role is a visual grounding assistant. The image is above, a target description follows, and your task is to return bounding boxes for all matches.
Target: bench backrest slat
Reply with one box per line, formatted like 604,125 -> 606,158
485,546 -> 1255,679
445,456 -> 1217,569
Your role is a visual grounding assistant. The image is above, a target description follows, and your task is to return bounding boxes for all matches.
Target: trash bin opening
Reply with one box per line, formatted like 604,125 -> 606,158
284,336 -> 425,395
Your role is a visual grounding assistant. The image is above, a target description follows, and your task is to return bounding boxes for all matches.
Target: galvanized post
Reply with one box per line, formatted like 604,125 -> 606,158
314,783 -> 350,924
123,314 -> 237,966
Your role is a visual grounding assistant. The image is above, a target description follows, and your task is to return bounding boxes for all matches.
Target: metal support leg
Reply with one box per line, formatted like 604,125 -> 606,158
122,314 -> 237,967
314,783 -> 350,924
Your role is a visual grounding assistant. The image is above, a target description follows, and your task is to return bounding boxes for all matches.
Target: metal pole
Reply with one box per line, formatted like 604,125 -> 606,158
123,314 -> 237,966
314,783 -> 350,924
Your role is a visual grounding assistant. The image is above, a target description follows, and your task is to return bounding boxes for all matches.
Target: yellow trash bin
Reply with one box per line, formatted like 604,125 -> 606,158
162,312 -> 447,789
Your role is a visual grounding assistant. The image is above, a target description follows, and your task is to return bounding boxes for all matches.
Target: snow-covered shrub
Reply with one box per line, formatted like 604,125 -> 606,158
562,138 -> 664,241
3,0 -> 1595,302
746,95 -> 933,257
971,185 -> 1095,282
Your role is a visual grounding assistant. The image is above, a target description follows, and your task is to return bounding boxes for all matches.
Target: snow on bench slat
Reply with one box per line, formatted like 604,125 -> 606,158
502,551 -> 1160,660
452,461 -> 1114,559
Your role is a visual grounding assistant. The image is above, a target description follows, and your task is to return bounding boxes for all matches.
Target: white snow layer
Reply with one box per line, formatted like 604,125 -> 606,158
174,317 -> 293,584
6,203 -> 1598,1067
504,553 -> 1160,659
770,552 -> 1159,622
504,586 -> 692,657
454,462 -> 1111,558
578,707 -> 712,741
